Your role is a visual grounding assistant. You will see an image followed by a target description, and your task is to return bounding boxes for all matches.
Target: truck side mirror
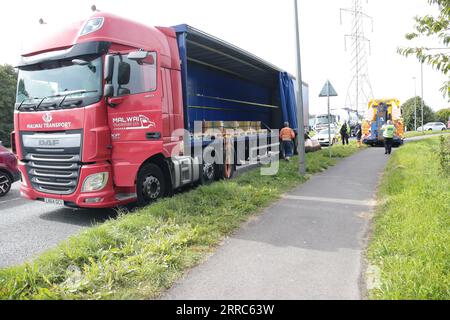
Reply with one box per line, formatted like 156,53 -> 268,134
104,84 -> 114,98
104,55 -> 114,82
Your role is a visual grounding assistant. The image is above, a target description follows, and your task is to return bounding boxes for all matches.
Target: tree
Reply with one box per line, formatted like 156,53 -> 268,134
436,107 -> 450,122
0,64 -> 17,147
401,96 -> 436,131
398,0 -> 450,100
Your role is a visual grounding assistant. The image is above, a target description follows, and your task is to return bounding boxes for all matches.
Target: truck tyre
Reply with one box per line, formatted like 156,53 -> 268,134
136,163 -> 166,206
224,163 -> 236,179
221,137 -> 235,180
0,171 -> 12,197
200,161 -> 217,185
216,163 -> 235,180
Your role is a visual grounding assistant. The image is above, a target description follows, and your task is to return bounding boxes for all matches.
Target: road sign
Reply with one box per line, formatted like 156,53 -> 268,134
319,80 -> 338,158
319,80 -> 338,97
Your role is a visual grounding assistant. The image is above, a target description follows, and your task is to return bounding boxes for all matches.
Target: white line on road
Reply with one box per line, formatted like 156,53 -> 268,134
282,195 -> 377,207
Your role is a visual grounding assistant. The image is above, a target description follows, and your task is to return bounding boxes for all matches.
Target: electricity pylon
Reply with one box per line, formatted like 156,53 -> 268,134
340,0 -> 374,117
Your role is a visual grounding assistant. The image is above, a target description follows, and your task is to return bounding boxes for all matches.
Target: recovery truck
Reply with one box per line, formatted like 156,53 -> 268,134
362,99 -> 404,147
12,12 -> 309,208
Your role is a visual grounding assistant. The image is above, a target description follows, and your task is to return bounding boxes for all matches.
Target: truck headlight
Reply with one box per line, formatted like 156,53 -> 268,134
82,172 -> 108,193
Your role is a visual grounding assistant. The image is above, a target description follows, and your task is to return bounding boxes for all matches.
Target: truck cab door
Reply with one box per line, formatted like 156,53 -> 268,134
105,51 -> 163,187
161,68 -> 175,139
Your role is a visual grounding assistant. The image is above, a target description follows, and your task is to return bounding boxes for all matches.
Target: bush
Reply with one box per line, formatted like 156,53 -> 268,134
0,64 -> 17,148
439,135 -> 450,176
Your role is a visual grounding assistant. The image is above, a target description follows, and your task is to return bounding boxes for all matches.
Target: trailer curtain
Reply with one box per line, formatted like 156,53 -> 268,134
279,72 -> 298,131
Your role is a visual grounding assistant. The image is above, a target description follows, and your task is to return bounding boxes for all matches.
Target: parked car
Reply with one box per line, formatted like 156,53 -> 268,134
304,133 -> 322,153
0,143 -> 20,197
417,122 -> 447,132
315,128 -> 339,146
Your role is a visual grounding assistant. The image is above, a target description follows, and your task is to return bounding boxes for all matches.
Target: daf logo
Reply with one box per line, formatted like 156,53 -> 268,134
39,139 -> 60,146
42,112 -> 53,123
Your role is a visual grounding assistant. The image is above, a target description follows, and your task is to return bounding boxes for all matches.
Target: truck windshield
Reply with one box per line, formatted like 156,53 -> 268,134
16,55 -> 102,110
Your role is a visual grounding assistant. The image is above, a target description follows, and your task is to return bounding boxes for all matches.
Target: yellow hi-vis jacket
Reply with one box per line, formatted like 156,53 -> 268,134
382,124 -> 396,138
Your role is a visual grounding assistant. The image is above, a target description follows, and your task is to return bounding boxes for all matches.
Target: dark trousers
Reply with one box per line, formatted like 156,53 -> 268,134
282,140 -> 294,158
341,134 -> 349,145
384,138 -> 393,154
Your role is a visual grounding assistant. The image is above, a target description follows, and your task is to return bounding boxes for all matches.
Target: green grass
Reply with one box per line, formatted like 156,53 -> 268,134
404,130 -> 450,138
368,136 -> 450,300
0,143 -> 363,300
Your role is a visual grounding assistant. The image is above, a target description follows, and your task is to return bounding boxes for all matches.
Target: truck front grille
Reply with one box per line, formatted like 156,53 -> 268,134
25,153 -> 81,195
20,130 -> 83,196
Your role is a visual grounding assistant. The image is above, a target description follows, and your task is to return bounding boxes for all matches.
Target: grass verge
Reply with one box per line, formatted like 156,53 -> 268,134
404,130 -> 450,138
368,136 -> 450,299
0,143 -> 363,300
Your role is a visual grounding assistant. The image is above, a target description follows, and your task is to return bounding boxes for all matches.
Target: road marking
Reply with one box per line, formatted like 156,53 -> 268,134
282,195 -> 377,207
0,197 -> 22,205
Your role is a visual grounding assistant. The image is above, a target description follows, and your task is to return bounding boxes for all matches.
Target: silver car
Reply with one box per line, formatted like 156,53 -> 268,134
315,129 -> 339,146
417,122 -> 447,132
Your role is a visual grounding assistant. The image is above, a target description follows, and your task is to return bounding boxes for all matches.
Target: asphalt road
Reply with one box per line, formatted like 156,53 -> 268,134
0,183 -> 117,268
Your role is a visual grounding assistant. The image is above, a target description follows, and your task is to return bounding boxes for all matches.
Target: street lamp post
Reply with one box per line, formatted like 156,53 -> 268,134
421,62 -> 424,134
294,0 -> 306,175
413,76 -> 417,131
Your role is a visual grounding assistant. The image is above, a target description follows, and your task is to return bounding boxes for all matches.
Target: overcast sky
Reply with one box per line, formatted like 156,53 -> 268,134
1,0 -> 449,114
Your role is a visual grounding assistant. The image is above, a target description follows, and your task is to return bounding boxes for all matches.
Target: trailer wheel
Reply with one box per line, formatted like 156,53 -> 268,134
222,137 -> 235,180
0,171 -> 12,197
223,163 -> 235,179
136,163 -> 166,206
216,163 -> 235,180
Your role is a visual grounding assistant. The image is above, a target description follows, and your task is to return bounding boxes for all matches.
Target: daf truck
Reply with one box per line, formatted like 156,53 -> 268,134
13,12 -> 309,208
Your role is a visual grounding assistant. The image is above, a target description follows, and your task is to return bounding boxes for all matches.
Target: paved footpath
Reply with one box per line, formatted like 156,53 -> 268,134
163,148 -> 390,300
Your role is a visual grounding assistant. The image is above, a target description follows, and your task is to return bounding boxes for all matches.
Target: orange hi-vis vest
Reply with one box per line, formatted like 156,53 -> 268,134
280,127 -> 295,141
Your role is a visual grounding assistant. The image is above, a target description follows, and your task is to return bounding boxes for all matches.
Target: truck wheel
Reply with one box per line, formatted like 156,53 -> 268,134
136,163 -> 166,206
200,161 -> 216,185
0,171 -> 12,197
